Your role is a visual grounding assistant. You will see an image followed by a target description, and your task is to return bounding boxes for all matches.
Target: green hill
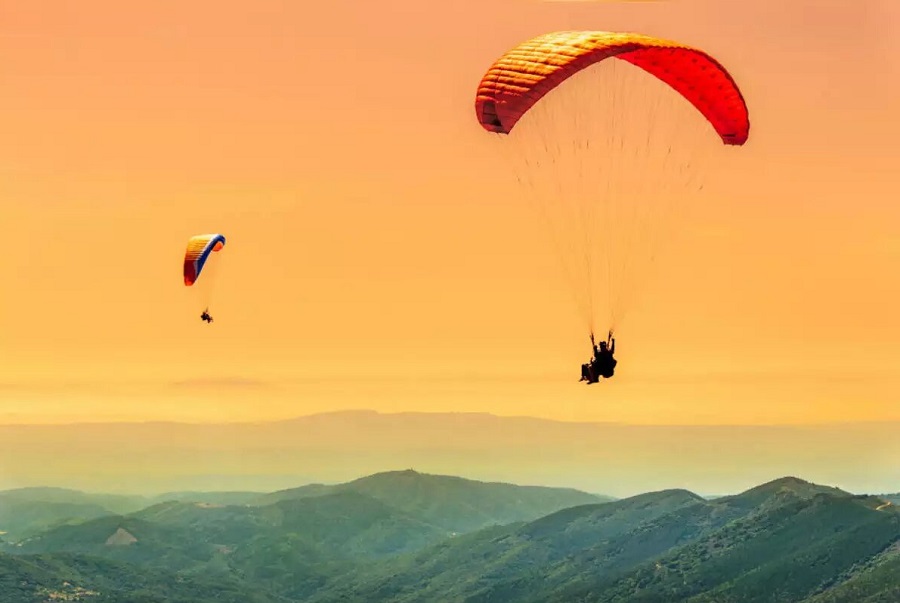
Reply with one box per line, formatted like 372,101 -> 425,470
307,478 -> 900,603
0,500 -> 116,542
306,488 -> 739,602
0,552 -> 285,603
0,471 -> 612,601
2,474 -> 897,603
0,488 -> 270,543
715,476 -> 853,510
129,491 -> 449,558
259,469 -> 610,533
804,544 -> 900,603
228,491 -> 451,600
0,487 -> 147,514
7,490 -> 450,596
0,487 -> 153,542
148,491 -> 263,506
546,489 -> 900,603
7,514 -> 223,571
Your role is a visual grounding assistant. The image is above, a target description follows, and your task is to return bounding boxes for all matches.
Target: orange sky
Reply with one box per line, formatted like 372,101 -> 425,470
2,0 -> 899,426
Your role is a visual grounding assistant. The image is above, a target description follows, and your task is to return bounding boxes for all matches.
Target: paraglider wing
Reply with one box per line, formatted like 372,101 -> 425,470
472,30 -> 751,341
475,31 -> 749,145
183,234 -> 226,286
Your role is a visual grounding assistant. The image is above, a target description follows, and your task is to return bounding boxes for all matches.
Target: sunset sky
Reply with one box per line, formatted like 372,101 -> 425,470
2,0 -> 899,427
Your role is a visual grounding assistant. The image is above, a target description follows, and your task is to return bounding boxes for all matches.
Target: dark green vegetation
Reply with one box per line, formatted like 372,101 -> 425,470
0,553 -> 286,603
0,472 -> 897,602
0,487 -> 263,542
256,469 -> 608,533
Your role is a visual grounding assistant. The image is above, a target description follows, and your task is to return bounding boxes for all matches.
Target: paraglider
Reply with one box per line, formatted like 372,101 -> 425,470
183,233 -> 226,322
580,331 -> 617,384
474,31 -> 749,380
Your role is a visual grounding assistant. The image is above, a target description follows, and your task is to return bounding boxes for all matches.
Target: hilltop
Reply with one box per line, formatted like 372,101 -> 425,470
257,469 -> 610,532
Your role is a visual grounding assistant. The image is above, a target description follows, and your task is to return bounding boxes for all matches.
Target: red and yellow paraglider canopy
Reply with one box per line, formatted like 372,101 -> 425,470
475,31 -> 749,145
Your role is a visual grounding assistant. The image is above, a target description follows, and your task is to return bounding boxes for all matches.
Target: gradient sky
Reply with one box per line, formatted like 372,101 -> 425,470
1,0 -> 899,426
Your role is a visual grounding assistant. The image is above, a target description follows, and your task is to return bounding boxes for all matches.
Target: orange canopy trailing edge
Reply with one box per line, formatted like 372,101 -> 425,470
475,31 -> 750,145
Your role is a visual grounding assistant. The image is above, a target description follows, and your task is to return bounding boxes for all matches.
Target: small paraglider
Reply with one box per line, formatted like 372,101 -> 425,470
183,233 -> 226,322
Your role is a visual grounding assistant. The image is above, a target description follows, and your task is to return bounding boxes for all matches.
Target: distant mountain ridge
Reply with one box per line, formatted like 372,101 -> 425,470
1,410 -> 897,496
